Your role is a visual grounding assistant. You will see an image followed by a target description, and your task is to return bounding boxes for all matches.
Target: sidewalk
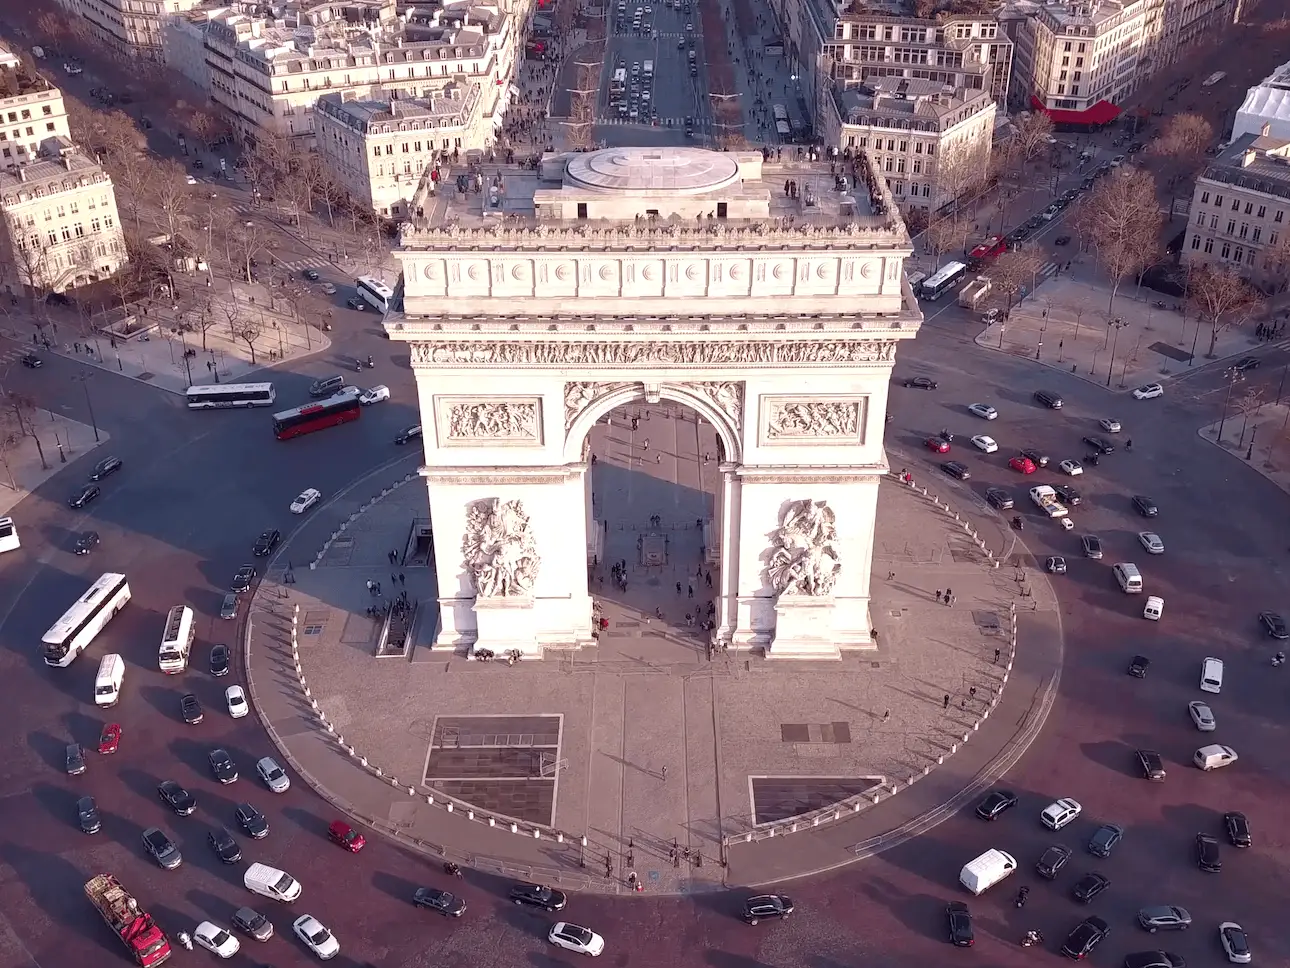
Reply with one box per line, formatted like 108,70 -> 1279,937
1199,399 -> 1290,495
0,406 -> 109,517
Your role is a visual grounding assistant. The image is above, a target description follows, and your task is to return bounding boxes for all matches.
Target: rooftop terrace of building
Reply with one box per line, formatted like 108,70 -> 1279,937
0,67 -> 54,100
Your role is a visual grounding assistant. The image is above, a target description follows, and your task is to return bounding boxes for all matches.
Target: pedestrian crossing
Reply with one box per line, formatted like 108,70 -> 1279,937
596,115 -> 692,127
274,254 -> 332,272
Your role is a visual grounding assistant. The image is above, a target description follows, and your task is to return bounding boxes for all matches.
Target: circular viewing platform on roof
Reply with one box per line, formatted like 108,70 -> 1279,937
564,146 -> 741,195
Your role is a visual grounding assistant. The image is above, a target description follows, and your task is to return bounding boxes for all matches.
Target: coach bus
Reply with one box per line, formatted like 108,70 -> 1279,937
918,260 -> 969,301
967,235 -> 1006,269
42,573 -> 132,667
272,389 -> 362,440
158,605 -> 196,674
186,382 -> 276,410
356,276 -> 394,313
0,516 -> 19,554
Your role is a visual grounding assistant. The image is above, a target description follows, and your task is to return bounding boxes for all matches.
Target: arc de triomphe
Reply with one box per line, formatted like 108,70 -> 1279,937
384,147 -> 922,660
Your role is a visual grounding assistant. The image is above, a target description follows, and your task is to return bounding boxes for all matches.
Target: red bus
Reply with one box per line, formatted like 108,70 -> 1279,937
968,235 -> 1006,269
272,391 -> 361,440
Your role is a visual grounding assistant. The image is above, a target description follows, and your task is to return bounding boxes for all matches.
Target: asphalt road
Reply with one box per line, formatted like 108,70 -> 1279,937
601,0 -> 709,136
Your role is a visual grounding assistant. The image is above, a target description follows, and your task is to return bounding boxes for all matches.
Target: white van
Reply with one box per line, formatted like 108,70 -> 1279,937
1112,562 -> 1142,593
244,862 -> 302,903
959,848 -> 1016,895
1194,744 -> 1237,770
94,653 -> 125,706
1199,657 -> 1223,694
1143,596 -> 1164,621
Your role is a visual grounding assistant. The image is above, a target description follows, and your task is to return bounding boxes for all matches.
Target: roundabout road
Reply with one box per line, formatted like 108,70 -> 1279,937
0,301 -> 1287,967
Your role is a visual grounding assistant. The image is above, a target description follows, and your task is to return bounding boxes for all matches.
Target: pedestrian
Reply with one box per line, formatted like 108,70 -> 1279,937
936,589 -> 942,602
375,581 -> 382,596
656,455 -> 661,464
676,582 -> 682,595
388,550 -> 396,565
392,573 -> 398,588
945,587 -> 952,602
74,341 -> 81,353
399,572 -> 405,585
643,437 -> 650,451
943,694 -> 950,710
969,686 -> 977,699
887,570 -> 896,580
366,579 -> 374,592
994,647 -> 1001,664
705,571 -> 712,587
687,584 -> 694,598
948,594 -> 956,607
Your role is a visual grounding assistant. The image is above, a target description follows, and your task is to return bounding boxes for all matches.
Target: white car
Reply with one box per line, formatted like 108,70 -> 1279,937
359,385 -> 390,406
290,488 -> 321,514
293,915 -> 340,960
63,62 -> 83,75
1133,383 -> 1164,400
321,282 -> 337,294
256,755 -> 291,793
1040,797 -> 1083,831
1138,531 -> 1164,554
1188,700 -> 1216,732
971,435 -> 999,453
1059,459 -> 1084,476
185,175 -> 198,185
194,921 -> 240,959
549,922 -> 604,957
225,685 -> 248,719
1219,921 -> 1251,964
1098,418 -> 1122,433
967,403 -> 998,420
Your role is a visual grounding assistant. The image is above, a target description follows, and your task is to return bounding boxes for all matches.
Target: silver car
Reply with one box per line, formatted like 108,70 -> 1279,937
1137,905 -> 1192,933
256,756 -> 291,793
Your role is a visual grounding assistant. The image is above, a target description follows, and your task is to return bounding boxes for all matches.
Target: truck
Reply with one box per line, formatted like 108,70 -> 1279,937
1202,71 -> 1226,87
1029,485 -> 1068,518
958,276 -> 992,310
84,874 -> 172,967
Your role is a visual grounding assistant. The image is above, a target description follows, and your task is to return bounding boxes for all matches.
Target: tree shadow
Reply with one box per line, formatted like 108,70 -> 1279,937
0,842 -> 111,952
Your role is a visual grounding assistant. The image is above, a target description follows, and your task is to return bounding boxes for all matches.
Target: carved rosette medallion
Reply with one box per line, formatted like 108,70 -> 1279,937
441,399 -> 541,444
762,398 -> 864,444
413,340 -> 896,367
564,382 -> 632,430
767,500 -> 841,598
462,498 -> 541,599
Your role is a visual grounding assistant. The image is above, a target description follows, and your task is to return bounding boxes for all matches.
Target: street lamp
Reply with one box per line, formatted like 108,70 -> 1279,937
1217,368 -> 1242,445
1105,317 -> 1128,387
73,371 -> 100,443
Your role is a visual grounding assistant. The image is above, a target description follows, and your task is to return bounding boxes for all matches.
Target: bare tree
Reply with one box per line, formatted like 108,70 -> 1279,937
232,220 -> 266,284
1149,113 -> 1214,218
2,389 -> 49,475
151,160 -> 195,245
1257,231 -> 1290,292
218,298 -> 241,341
188,291 -> 219,351
934,138 -> 990,213
1010,112 -> 1055,164
1188,263 -> 1263,356
564,60 -> 599,151
187,109 -> 216,149
9,236 -> 54,308
925,216 -> 971,268
989,248 -> 1044,309
230,317 -> 264,365
1070,168 -> 1163,312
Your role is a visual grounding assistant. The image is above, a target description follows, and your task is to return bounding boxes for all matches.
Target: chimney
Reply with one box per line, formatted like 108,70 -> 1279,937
17,166 -> 25,182
1243,148 -> 1258,167
63,154 -> 72,171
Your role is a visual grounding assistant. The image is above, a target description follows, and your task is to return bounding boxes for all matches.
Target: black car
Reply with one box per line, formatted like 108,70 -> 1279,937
1232,356 -> 1260,372
232,906 -> 274,941
231,565 -> 257,593
1061,916 -> 1110,959
1081,534 -> 1103,559
158,780 -> 196,816
946,901 -> 974,946
975,789 -> 1018,820
413,887 -> 467,917
1128,654 -> 1150,678
1055,484 -> 1081,505
1132,495 -> 1158,517
346,296 -> 366,311
1083,435 -> 1115,454
1035,390 -> 1064,409
1072,871 -> 1111,903
742,894 -> 793,924
394,424 -> 423,445
1037,844 -> 1073,879
303,268 -> 321,281
1136,749 -> 1166,780
1081,176 -> 1095,189
1124,952 -> 1187,968
209,644 -> 231,676
192,157 -> 204,169
1088,823 -> 1124,857
904,376 -> 938,390
1224,811 -> 1251,847
68,484 -> 100,509
253,529 -> 281,556
236,802 -> 269,839
66,742 -> 86,775
74,531 -> 100,555
208,826 -> 242,863
1258,610 -> 1289,639
20,352 -> 42,368
142,827 -> 182,869
77,795 -> 102,834
508,883 -> 566,911
89,456 -> 123,480
1021,447 -> 1051,467
180,693 -> 204,724
941,460 -> 970,480
1195,833 -> 1221,872
209,748 -> 239,784
1046,556 -> 1068,574
986,487 -> 1014,510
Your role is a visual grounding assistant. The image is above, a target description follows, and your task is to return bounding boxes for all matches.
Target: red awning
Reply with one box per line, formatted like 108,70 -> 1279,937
1030,96 -> 1122,126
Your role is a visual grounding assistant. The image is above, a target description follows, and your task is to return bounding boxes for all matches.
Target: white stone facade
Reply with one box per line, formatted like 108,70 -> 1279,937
0,71 -> 72,171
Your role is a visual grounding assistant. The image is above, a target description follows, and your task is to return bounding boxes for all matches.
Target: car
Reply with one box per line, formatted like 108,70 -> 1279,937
1124,953 -> 1187,968
1081,535 -> 1103,559
1098,417 -> 1122,433
253,529 -> 281,556
1187,700 -> 1216,731
904,377 -> 938,389
303,268 -> 321,281
209,748 -> 238,783
1062,915 -> 1110,959
222,685 -> 248,719
1258,610 -> 1288,639
1133,532 -> 1164,557
63,61 -> 84,75
549,922 -> 605,957
66,742 -> 86,775
346,296 -> 366,311
1194,743 -> 1237,769
986,487 -> 1014,510
1059,459 -> 1083,476
1020,447 -> 1051,467
1137,905 -> 1192,932
1224,811 -> 1251,847
98,722 -> 121,753
1133,383 -> 1164,400
219,592 -> 240,620
210,644 -> 231,676
925,435 -> 950,453
1009,456 -> 1036,474
158,780 -> 196,816
1196,833 -> 1221,871
293,914 -> 340,960
208,826 -> 242,863
1054,234 -> 1071,245
74,531 -> 100,555
1072,872 -> 1111,903
327,819 -> 365,852
742,894 -> 793,924
68,483 -> 100,509
256,755 -> 291,793
1046,556 -> 1067,574
1042,797 -> 1083,830
941,461 -> 970,480
1055,484 -> 1081,505
1200,658 -> 1224,694
291,488 -> 322,513
412,886 -> 467,916
1219,922 -> 1250,963
185,174 -> 198,184
192,157 -> 205,169
180,693 -> 204,725
1088,822 -> 1124,857
320,281 -> 337,294
946,900 -> 974,946
77,795 -> 102,834
971,434 -> 998,453
1083,435 -> 1115,454
1036,844 -> 1073,879
509,882 -> 567,911
142,827 -> 182,869
89,456 -> 123,480
230,565 -> 257,593
394,424 -> 423,445
975,789 -> 1018,820
1034,390 -> 1064,409
1128,654 -> 1150,677
1136,749 -> 1166,780
236,802 -> 269,839
967,403 -> 998,420
359,385 -> 390,405
1232,356 -> 1260,372
1112,154 -> 1126,166
20,352 -> 42,368
232,906 -> 274,941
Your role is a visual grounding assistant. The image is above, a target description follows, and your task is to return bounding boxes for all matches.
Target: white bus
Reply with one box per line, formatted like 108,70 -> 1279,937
42,573 -> 132,668
918,260 -> 969,301
158,605 -> 196,674
0,516 -> 19,554
356,276 -> 394,313
186,383 -> 276,410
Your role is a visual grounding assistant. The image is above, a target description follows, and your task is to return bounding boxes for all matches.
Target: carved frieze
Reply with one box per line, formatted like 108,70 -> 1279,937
689,382 -> 743,428
762,397 -> 865,445
462,498 -> 540,598
564,382 -> 632,430
767,500 -> 841,597
438,398 -> 542,445
413,340 -> 896,367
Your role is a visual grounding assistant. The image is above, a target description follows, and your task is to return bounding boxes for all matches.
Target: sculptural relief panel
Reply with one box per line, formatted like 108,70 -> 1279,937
449,257 -> 492,296
621,258 -> 665,298
665,257 -> 708,298
759,396 -> 867,446
581,258 -> 621,296
534,258 -> 579,297
751,257 -> 795,296
417,258 -> 448,296
794,257 -> 839,295
435,396 -> 544,447
708,257 -> 753,297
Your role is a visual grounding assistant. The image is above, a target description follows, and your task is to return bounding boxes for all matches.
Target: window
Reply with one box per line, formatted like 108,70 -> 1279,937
47,230 -> 57,245
60,227 -> 71,241
1226,219 -> 1236,234
69,201 -> 78,214
1239,224 -> 1248,239
1220,242 -> 1231,258
1248,249 -> 1256,265
1244,202 -> 1253,214
1190,234 -> 1200,249
1257,205 -> 1266,218
1234,246 -> 1243,262
1204,238 -> 1214,253
1196,211 -> 1206,226
74,223 -> 85,238
1252,227 -> 1262,242
1232,198 -> 1240,211
91,217 -> 101,232
1276,210 -> 1285,223
1200,191 -> 1210,204
1210,215 -> 1218,229
1214,195 -> 1223,207
42,105 -> 51,116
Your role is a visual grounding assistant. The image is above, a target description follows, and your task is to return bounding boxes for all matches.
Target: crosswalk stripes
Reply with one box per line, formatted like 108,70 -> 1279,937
275,255 -> 331,272
597,116 -> 690,127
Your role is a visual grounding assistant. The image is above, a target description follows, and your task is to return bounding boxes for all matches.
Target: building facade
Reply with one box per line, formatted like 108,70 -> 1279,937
0,68 -> 72,171
59,0 -> 205,61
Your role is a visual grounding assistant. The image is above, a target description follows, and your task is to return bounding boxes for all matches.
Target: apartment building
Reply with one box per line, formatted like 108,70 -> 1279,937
1183,131 -> 1290,290
59,0 -> 205,61
0,67 -> 72,171
0,138 -> 128,294
314,83 -> 489,219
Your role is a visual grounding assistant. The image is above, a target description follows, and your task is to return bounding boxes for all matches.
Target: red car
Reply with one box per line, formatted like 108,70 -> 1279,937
1009,456 -> 1037,474
98,723 -> 121,754
328,819 -> 366,853
925,436 -> 950,454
